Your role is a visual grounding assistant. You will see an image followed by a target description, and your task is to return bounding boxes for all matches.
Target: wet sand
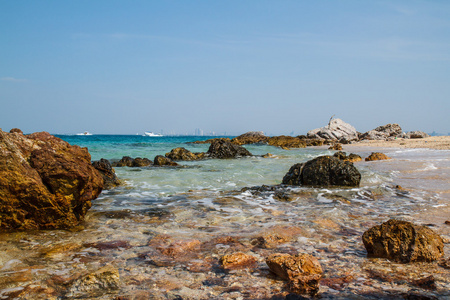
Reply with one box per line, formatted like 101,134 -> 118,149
348,136 -> 450,150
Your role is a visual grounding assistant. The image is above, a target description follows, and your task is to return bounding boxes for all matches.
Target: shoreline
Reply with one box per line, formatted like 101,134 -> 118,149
346,135 -> 450,150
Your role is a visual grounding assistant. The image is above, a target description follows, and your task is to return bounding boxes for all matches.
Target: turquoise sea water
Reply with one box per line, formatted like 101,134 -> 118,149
0,135 -> 448,299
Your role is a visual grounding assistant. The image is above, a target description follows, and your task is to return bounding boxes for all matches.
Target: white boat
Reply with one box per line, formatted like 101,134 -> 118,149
76,131 -> 93,136
143,131 -> 163,137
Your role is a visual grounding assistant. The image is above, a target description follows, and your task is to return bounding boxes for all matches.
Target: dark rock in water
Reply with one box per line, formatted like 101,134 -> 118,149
112,156 -> 134,167
0,129 -> 103,231
207,139 -> 252,159
362,219 -> 444,263
154,155 -> 179,166
112,156 -> 152,167
405,131 -> 429,139
365,152 -> 391,161
220,252 -> 257,270
231,131 -> 268,145
165,147 -> 205,161
65,266 -> 120,298
360,123 -> 402,140
333,151 -> 362,163
92,158 -> 121,189
282,156 -> 361,187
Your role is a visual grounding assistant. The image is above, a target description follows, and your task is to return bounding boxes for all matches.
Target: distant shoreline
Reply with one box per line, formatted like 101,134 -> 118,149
346,136 -> 450,150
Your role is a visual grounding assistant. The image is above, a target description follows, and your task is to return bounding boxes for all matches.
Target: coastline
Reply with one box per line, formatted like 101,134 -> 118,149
347,135 -> 450,150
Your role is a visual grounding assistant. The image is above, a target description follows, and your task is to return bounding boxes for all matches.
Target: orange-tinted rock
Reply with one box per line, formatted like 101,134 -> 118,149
220,252 -> 257,269
153,155 -> 179,166
231,131 -> 268,145
92,158 -> 120,189
267,136 -> 306,148
252,226 -> 304,249
328,143 -> 343,151
0,129 -> 103,231
365,152 -> 391,161
266,253 -> 323,295
165,147 -> 205,161
362,219 -> 444,263
157,239 -> 201,257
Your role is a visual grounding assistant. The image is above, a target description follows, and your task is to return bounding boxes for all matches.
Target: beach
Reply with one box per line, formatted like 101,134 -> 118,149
348,135 -> 450,150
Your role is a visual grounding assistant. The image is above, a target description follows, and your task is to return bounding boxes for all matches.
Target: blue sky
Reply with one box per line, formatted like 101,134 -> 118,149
1,0 -> 449,135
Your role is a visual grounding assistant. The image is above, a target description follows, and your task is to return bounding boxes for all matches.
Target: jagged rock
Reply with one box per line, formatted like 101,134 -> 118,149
266,253 -> 323,295
333,151 -> 362,163
165,147 -> 205,161
9,128 -> 23,134
154,155 -> 179,166
220,252 -> 257,270
0,130 -> 103,231
267,136 -> 306,148
231,131 -> 268,145
360,124 -> 402,140
112,156 -> 134,167
328,143 -> 343,151
405,131 -> 429,139
92,159 -> 120,189
282,156 -> 361,187
207,139 -> 252,159
365,152 -> 391,161
362,219 -> 444,263
112,156 -> 152,167
66,266 -> 120,298
307,118 -> 358,141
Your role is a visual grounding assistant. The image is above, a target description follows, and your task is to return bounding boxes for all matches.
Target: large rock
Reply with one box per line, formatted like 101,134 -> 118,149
92,159 -> 120,189
154,155 -> 179,166
0,130 -> 103,231
165,147 -> 205,161
362,219 -> 444,263
282,156 -> 361,187
365,152 -> 391,161
360,123 -> 402,140
112,156 -> 152,167
405,131 -> 429,139
266,253 -> 323,295
231,131 -> 268,145
307,118 -> 358,141
207,139 -> 252,159
267,136 -> 306,148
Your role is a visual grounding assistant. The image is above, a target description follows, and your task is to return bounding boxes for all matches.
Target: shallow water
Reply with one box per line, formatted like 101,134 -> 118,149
0,136 -> 449,299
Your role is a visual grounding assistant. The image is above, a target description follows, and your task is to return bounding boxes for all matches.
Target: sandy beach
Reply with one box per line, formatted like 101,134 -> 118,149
348,135 -> 450,150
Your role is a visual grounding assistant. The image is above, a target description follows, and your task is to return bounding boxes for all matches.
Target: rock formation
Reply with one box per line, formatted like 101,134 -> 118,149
365,152 -> 391,161
267,136 -> 306,148
220,252 -> 257,270
307,118 -> 358,141
333,151 -> 362,163
231,131 -> 268,145
112,156 -> 152,167
360,123 -> 402,140
362,219 -> 444,263
154,155 -> 179,166
0,129 -> 103,231
207,139 -> 252,159
405,131 -> 429,139
282,156 -> 361,187
165,147 -> 205,161
92,159 -> 121,189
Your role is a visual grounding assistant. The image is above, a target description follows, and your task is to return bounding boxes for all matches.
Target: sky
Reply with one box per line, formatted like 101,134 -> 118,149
1,0 -> 450,135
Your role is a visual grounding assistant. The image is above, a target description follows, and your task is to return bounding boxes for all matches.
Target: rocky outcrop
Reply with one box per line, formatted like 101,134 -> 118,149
165,147 -> 205,161
362,219 -> 444,263
282,156 -> 361,187
207,139 -> 252,159
0,130 -> 103,231
266,253 -> 323,295
231,131 -> 268,145
328,143 -> 343,151
333,151 -> 362,163
112,156 -> 152,167
154,155 -> 179,166
405,131 -> 429,139
92,159 -> 120,189
360,123 -> 402,140
365,152 -> 391,161
267,136 -> 306,149
307,118 -> 358,141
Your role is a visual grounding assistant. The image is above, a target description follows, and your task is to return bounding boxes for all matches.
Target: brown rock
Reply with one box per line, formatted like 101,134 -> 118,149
362,219 -> 444,263
220,252 -> 257,269
0,130 -> 103,231
231,131 -> 268,145
92,158 -> 121,189
153,155 -> 179,166
165,147 -> 205,161
411,275 -> 436,290
9,128 -> 23,134
252,226 -> 304,249
157,239 -> 201,257
66,266 -> 120,298
112,156 -> 134,167
267,136 -> 306,148
266,253 -> 323,295
328,143 -> 343,151
207,139 -> 252,159
132,157 -> 153,167
365,152 -> 391,161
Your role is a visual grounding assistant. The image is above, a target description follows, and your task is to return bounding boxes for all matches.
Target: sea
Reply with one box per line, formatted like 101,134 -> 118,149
0,134 -> 449,299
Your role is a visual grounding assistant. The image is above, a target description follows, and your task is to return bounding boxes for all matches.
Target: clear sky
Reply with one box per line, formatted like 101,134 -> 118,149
1,1 -> 449,135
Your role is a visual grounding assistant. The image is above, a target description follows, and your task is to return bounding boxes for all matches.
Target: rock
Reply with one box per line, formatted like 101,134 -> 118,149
207,139 -> 252,159
9,128 -> 23,134
252,226 -> 304,248
66,266 -> 120,298
282,156 -> 361,187
360,123 -> 402,140
92,159 -> 121,189
266,253 -> 323,295
362,219 -> 444,263
112,156 -> 134,167
307,118 -> 358,141
267,136 -> 306,148
132,157 -> 153,167
365,152 -> 391,161
328,143 -> 343,151
411,275 -> 436,290
157,239 -> 201,258
220,252 -> 257,270
333,151 -> 362,163
190,137 -> 231,144
406,131 -> 430,139
231,131 -> 268,145
0,130 -> 103,231
153,155 -> 179,166
165,147 -> 205,161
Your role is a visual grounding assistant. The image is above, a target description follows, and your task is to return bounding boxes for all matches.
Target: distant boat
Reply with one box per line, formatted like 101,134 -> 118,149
143,131 -> 163,137
76,131 -> 93,136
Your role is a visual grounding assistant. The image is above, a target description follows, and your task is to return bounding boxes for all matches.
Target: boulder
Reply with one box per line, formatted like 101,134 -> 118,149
282,156 -> 361,187
362,219 -> 444,263
267,136 -> 307,148
112,156 -> 152,167
365,152 -> 391,161
65,266 -> 120,298
207,139 -> 252,159
266,253 -> 323,295
165,147 -> 205,161
307,118 -> 358,141
333,151 -> 362,163
92,159 -> 121,189
0,130 -> 103,231
154,155 -> 179,166
112,156 -> 134,167
360,123 -> 402,140
220,252 -> 257,270
328,143 -> 343,151
405,131 -> 429,139
231,131 -> 268,145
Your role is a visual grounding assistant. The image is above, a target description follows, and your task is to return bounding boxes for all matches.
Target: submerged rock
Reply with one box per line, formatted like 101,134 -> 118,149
266,253 -> 323,295
154,155 -> 179,166
0,129 -> 103,231
282,156 -> 361,187
66,266 -> 120,298
220,252 -> 257,270
333,151 -> 362,163
365,152 -> 391,161
207,139 -> 252,159
360,123 -> 402,140
165,147 -> 205,161
112,156 -> 152,167
307,118 -> 358,141
92,158 -> 121,189
362,219 -> 444,263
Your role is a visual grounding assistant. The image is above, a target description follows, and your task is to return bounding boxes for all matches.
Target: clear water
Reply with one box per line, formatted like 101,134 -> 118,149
0,135 -> 448,299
